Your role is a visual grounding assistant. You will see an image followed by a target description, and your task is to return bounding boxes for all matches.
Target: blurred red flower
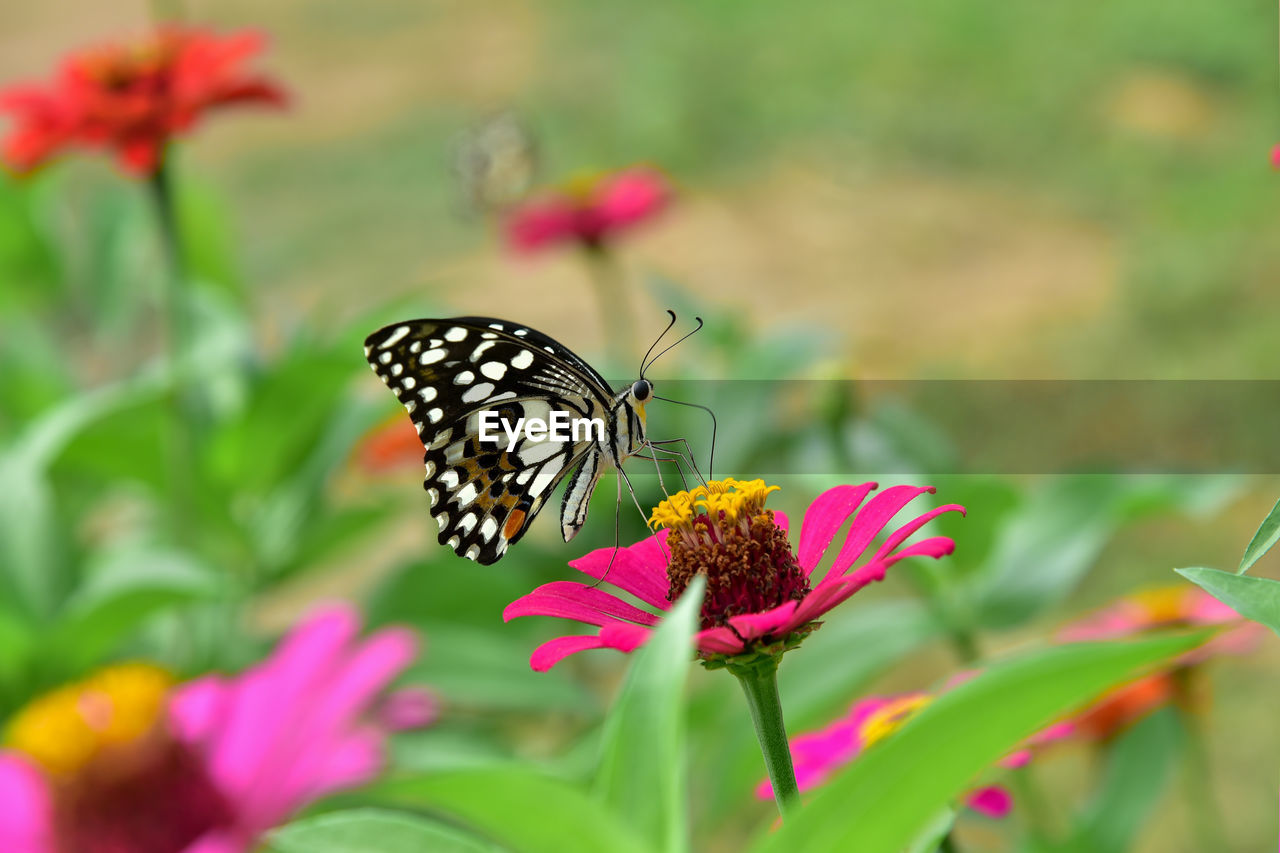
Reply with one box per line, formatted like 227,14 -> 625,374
1271,144 -> 1280,170
0,25 -> 286,175
504,165 -> 671,253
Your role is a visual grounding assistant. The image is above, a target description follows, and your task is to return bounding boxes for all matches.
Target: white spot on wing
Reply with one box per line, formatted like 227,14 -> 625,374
465,544 -> 480,561
420,349 -> 446,365
510,350 -> 534,370
419,386 -> 437,402
380,326 -> 410,348
454,370 -> 475,385
439,470 -> 460,489
428,408 -> 444,423
462,382 -> 495,403
530,462 -> 558,496
379,351 -> 393,364
481,361 -> 507,380
456,483 -> 478,507
391,363 -> 403,376
402,376 -> 416,390
445,327 -> 468,342
457,512 -> 477,534
520,441 -> 560,465
480,517 -> 498,541
470,341 -> 496,361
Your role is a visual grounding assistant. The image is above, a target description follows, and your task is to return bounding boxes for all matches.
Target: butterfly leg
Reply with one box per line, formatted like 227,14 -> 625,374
590,470 -> 626,590
647,438 -> 709,488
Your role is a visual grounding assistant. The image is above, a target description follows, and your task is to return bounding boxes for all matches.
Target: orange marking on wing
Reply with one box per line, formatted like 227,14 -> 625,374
504,509 -> 527,540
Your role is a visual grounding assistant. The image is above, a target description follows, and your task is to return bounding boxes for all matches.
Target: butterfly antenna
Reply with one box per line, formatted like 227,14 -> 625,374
639,309 -> 679,379
652,396 -> 717,481
642,316 -> 705,378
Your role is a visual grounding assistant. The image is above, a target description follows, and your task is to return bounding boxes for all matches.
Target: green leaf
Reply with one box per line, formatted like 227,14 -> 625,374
1175,567 -> 1280,638
752,632 -> 1207,853
779,599 -> 939,728
364,768 -> 653,853
1237,498 -> 1280,575
970,476 -> 1234,629
1061,708 -> 1181,853
48,546 -> 222,668
266,808 -> 498,853
905,808 -> 956,853
594,576 -> 703,853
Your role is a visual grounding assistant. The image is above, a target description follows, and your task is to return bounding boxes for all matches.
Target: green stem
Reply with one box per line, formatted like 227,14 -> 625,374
147,156 -> 194,540
1011,765 -> 1058,843
729,654 -> 799,818
581,243 -> 635,373
1180,709 -> 1226,848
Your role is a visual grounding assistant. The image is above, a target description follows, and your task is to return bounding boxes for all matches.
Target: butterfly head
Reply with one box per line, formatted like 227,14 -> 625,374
628,379 -> 653,424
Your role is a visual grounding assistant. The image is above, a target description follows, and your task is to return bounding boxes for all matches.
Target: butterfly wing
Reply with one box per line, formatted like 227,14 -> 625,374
364,317 -> 614,564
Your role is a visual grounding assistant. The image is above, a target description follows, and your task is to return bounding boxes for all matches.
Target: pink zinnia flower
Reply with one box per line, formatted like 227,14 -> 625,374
504,479 -> 964,671
1271,144 -> 1280,170
503,165 -> 670,253
755,693 -> 1072,818
1,25 -> 286,175
0,605 -> 433,852
1059,585 -> 1262,741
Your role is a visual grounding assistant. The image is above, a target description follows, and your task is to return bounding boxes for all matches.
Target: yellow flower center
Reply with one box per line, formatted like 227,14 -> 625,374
1130,586 -> 1194,626
860,694 -> 933,749
4,663 -> 174,776
649,477 -> 781,532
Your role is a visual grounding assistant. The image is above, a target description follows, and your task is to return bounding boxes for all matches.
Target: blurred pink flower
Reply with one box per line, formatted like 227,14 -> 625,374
1059,585 -> 1262,664
1271,144 -> 1280,170
1058,585 -> 1262,741
504,165 -> 671,253
504,479 -> 963,671
754,693 -> 1071,818
0,605 -> 431,853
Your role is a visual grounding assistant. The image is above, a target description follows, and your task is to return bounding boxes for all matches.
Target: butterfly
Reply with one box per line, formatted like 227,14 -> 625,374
451,112 -> 539,215
364,316 -> 685,564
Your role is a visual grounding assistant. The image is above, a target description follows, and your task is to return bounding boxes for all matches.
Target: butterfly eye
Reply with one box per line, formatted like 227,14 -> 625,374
631,379 -> 653,402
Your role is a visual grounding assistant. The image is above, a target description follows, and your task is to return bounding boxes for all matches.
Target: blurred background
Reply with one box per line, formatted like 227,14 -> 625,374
1,0 -> 1277,850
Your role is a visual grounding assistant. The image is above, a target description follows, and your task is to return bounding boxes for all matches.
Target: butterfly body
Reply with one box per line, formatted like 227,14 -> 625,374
364,317 -> 652,564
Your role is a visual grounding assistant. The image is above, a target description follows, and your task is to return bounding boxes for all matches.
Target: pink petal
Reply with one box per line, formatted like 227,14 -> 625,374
796,484 -> 877,575
0,754 -> 52,851
831,485 -> 936,576
378,687 -> 439,731
169,676 -> 231,742
183,831 -> 246,853
727,601 -> 800,641
773,510 -> 790,534
870,503 -> 966,564
529,634 -> 609,671
304,730 -> 384,797
597,621 -> 652,653
966,785 -> 1013,818
694,626 -> 748,655
568,536 -> 672,610
502,581 -> 661,627
200,607 -> 359,813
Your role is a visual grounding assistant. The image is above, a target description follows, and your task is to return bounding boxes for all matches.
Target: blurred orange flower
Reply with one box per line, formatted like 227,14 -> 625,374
0,25 -> 286,175
355,413 -> 424,474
